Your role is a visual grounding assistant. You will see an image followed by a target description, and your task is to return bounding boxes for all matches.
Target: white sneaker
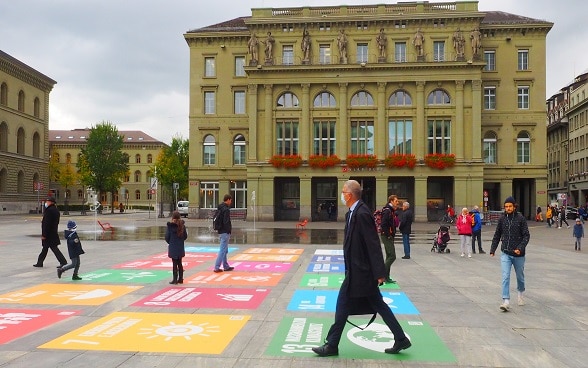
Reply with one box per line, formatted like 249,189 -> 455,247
468,253 -> 472,258
518,296 -> 525,306
500,303 -> 510,312
460,253 -> 465,257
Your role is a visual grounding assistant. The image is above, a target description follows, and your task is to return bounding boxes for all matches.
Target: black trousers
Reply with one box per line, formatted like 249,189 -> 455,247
37,245 -> 67,266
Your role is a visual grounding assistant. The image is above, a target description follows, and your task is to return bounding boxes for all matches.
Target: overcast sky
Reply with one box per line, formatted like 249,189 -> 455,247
1,0 -> 584,144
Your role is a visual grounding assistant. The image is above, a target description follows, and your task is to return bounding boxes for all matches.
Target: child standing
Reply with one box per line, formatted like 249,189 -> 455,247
165,211 -> 188,284
58,220 -> 85,280
456,207 -> 473,258
573,218 -> 584,251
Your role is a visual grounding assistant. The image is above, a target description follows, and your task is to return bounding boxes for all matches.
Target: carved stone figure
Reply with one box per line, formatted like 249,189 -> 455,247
301,28 -> 311,62
337,29 -> 348,63
263,31 -> 275,60
470,27 -> 482,56
412,28 -> 424,57
248,33 -> 259,63
452,28 -> 465,59
376,28 -> 387,60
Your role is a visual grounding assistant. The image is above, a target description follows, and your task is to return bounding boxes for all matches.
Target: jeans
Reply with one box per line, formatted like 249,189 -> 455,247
380,234 -> 396,277
402,233 -> 410,257
214,232 -> 231,270
501,252 -> 525,300
61,256 -> 80,275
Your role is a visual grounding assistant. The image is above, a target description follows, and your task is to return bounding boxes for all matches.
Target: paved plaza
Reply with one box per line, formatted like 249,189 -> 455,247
0,212 -> 586,368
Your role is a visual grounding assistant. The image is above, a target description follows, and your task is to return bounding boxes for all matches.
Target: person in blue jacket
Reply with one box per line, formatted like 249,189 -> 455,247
470,205 -> 486,254
57,220 -> 85,280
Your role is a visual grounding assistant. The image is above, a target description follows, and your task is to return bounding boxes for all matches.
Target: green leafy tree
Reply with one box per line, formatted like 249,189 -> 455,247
154,136 -> 189,211
78,122 -> 129,213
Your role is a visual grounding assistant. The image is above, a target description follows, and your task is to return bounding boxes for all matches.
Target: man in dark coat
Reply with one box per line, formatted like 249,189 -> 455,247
34,196 -> 67,267
399,202 -> 414,259
312,180 -> 411,357
213,194 -> 234,273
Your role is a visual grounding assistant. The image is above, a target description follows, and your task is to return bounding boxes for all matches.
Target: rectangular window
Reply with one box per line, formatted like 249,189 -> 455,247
517,140 -> 530,163
394,42 -> 407,63
484,87 -> 496,110
313,120 -> 336,156
199,182 -> 219,209
230,181 -> 247,209
204,57 -> 216,77
235,56 -> 245,76
518,86 -> 530,109
234,91 -> 245,114
356,43 -> 368,63
518,49 -> 529,70
282,45 -> 294,65
276,120 -> 299,155
356,22 -> 368,30
388,120 -> 413,154
350,120 -> 374,154
204,91 -> 216,114
319,44 -> 331,64
427,119 -> 451,154
484,51 -> 496,71
433,41 -> 445,62
483,139 -> 497,164
233,141 -> 246,165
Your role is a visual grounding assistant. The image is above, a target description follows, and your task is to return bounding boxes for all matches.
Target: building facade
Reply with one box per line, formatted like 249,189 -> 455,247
49,129 -> 168,211
0,50 -> 56,214
184,1 -> 552,221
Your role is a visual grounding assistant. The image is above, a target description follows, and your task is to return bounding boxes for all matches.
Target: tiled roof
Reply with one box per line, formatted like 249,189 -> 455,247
186,17 -> 249,33
49,129 -> 162,144
482,11 -> 552,25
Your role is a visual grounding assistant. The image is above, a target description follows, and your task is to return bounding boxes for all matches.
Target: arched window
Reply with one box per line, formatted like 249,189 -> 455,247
350,91 -> 374,106
277,92 -> 299,108
17,127 -> 25,154
135,154 -> 141,164
17,171 -> 24,193
203,134 -> 216,165
77,189 -> 83,200
427,89 -> 451,105
18,90 -> 25,112
0,168 -> 6,193
483,131 -> 497,164
33,132 -> 40,158
0,122 -> 8,152
233,134 -> 246,165
147,154 -> 153,163
134,170 -> 142,182
53,152 -> 60,163
136,189 -> 141,200
66,153 -> 72,163
34,97 -> 40,118
389,90 -> 412,106
0,83 -> 7,105
517,131 -> 530,164
124,173 -> 130,182
313,92 -> 336,107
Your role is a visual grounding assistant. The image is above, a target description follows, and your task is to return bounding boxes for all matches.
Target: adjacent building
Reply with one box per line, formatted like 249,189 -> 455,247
184,1 -> 552,221
0,50 -> 56,213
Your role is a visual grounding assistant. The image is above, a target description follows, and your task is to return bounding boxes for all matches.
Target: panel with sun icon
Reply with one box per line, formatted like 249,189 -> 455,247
0,284 -> 142,305
39,312 -> 250,354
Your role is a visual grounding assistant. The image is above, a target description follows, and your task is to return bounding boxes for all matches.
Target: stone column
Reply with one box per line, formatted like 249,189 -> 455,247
415,81 -> 425,158
338,83 -> 348,158
414,176 -> 428,222
455,80 -> 465,159
300,177 -> 312,221
471,80 -> 482,160
301,84 -> 311,158
264,84 -> 273,160
247,84 -> 258,162
377,82 -> 387,159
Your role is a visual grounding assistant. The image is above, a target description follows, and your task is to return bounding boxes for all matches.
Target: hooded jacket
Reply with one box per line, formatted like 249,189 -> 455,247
490,209 -> 530,257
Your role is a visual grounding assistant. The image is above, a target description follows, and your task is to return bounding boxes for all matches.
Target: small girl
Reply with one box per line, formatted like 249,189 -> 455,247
165,211 -> 188,284
58,220 -> 85,280
573,218 -> 584,251
455,207 -> 473,258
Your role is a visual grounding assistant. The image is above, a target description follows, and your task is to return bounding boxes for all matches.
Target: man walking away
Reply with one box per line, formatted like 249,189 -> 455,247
213,194 -> 234,273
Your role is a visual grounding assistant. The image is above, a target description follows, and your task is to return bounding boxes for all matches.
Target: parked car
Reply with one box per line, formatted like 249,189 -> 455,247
565,206 -> 578,220
177,201 -> 189,218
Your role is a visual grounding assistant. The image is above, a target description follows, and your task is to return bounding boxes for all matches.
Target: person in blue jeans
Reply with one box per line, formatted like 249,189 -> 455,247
398,202 -> 413,259
213,194 -> 234,273
490,196 -> 530,311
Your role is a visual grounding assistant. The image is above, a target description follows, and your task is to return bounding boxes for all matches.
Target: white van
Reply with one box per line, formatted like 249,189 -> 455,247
177,201 -> 189,218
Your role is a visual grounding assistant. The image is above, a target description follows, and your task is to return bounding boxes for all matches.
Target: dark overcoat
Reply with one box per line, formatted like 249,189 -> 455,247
165,221 -> 187,259
41,204 -> 61,247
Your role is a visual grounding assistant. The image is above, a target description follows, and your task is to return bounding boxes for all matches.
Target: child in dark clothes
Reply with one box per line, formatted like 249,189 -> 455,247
58,220 -> 85,280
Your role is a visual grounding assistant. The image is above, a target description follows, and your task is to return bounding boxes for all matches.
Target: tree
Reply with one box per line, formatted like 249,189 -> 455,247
57,162 -> 78,215
154,136 -> 189,213
78,122 -> 129,214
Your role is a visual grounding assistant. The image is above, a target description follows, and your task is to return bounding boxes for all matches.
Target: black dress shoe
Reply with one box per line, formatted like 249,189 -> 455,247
169,280 -> 178,285
57,268 -> 63,279
33,264 -> 43,268
385,278 -> 396,284
401,256 -> 410,259
385,338 -> 412,354
312,343 -> 338,357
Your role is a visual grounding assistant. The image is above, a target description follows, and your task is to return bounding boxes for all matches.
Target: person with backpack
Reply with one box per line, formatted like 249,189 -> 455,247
379,195 -> 399,283
399,202 -> 414,259
213,194 -> 234,273
470,205 -> 486,254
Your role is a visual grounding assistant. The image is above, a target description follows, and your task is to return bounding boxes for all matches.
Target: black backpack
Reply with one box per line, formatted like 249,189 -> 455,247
213,208 -> 223,231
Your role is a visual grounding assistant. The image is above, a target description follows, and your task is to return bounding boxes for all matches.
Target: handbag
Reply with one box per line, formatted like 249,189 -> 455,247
346,296 -> 377,330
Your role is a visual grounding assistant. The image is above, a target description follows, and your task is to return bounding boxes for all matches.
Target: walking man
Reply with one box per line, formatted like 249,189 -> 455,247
399,202 -> 413,259
380,195 -> 398,283
312,180 -> 412,357
213,194 -> 234,273
34,196 -> 67,268
490,196 -> 530,311
471,205 -> 486,254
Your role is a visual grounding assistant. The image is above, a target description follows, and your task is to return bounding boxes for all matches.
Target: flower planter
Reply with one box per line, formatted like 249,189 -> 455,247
269,155 -> 302,168
384,154 -> 416,169
308,155 -> 341,169
424,153 -> 456,169
346,154 -> 378,169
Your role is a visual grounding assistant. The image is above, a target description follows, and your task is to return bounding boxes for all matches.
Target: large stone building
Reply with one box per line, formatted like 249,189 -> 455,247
547,71 -> 588,207
49,129 -> 168,211
184,1 -> 552,221
0,50 -> 56,214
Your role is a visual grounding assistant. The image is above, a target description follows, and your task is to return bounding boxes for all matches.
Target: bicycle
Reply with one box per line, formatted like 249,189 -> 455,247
439,213 -> 455,224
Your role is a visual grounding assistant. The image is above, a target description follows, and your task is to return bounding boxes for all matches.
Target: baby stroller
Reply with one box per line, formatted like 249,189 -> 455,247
431,225 -> 451,253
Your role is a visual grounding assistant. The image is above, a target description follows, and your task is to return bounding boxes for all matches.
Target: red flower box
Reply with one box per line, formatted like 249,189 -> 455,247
346,154 -> 378,169
384,154 -> 417,169
424,153 -> 456,169
269,155 -> 302,168
308,155 -> 341,169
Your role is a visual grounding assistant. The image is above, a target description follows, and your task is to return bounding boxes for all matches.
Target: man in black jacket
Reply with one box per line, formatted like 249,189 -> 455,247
380,195 -> 398,283
312,180 -> 411,357
213,194 -> 234,273
490,196 -> 530,311
399,202 -> 414,259
34,196 -> 67,268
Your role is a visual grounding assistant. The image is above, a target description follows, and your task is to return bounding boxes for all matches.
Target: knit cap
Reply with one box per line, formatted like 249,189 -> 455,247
67,220 -> 77,230
504,196 -> 515,205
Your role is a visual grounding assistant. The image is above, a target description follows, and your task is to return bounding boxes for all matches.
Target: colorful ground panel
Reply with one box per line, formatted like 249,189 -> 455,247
0,309 -> 79,344
230,253 -> 300,262
311,255 -> 345,263
79,269 -> 171,283
299,274 -> 399,290
111,259 -> 201,270
265,316 -> 456,362
131,287 -> 270,309
185,246 -> 238,253
287,290 -> 419,314
186,271 -> 284,287
0,284 -> 141,305
39,312 -> 250,354
242,247 -> 304,255
149,252 -> 216,261
306,262 -> 345,273
209,261 -> 293,272
314,249 -> 344,256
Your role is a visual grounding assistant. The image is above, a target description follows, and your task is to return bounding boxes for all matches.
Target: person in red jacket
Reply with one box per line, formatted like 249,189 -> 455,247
455,207 -> 473,258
